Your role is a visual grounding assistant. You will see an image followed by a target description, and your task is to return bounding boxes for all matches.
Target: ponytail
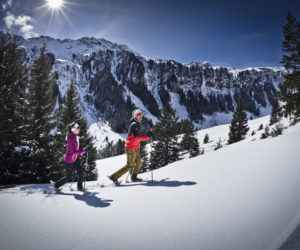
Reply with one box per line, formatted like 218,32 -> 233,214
66,122 -> 75,136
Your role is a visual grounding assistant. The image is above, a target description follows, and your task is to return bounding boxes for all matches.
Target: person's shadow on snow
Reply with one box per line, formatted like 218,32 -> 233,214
120,178 -> 197,188
59,191 -> 113,208
17,185 -> 113,208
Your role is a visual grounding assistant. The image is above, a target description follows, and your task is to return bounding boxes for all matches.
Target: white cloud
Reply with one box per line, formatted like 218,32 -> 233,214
3,12 -> 39,39
3,12 -> 15,29
14,15 -> 32,27
2,0 -> 13,10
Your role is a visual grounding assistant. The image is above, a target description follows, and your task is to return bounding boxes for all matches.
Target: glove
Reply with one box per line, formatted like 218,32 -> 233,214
78,148 -> 86,155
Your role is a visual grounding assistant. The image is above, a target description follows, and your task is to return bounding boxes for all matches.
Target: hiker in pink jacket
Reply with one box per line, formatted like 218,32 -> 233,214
52,122 -> 86,191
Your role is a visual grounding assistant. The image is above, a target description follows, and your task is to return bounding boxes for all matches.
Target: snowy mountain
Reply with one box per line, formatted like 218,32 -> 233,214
2,31 -> 284,148
1,115 -> 299,250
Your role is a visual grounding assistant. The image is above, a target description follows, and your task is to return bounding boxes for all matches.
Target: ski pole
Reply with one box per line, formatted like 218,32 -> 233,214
84,151 -> 88,192
125,163 -> 135,183
150,137 -> 153,182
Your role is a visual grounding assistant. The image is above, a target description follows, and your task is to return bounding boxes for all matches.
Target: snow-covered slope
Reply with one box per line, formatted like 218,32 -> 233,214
1,117 -> 299,250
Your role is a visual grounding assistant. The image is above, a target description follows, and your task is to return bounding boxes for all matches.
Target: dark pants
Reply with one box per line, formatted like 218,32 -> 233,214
55,158 -> 83,189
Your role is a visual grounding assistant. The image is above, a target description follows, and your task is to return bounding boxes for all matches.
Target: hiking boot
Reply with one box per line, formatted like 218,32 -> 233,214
131,174 -> 143,182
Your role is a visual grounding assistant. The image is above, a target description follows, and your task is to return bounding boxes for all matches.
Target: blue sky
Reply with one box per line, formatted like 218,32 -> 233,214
1,0 -> 300,68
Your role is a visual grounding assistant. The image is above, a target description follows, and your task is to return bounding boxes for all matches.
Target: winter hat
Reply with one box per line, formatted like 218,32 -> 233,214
71,123 -> 80,132
132,109 -> 143,118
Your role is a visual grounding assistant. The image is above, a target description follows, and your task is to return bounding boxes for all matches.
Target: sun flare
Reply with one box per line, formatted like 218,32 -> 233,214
46,0 -> 64,10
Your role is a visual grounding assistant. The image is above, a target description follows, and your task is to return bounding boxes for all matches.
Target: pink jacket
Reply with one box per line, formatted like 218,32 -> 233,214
64,133 -> 86,163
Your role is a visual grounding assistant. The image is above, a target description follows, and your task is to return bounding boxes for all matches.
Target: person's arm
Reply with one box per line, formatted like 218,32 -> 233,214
69,135 -> 86,155
129,123 -> 149,141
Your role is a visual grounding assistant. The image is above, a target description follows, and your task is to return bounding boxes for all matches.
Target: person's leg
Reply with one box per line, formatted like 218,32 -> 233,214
74,158 -> 83,190
110,148 -> 136,181
131,150 -> 142,180
55,163 -> 74,188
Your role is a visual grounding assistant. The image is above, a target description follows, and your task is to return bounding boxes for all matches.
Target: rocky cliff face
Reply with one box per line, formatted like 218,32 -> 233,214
9,32 -> 284,132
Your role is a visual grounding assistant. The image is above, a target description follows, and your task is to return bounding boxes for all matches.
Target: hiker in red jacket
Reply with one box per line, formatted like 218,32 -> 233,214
109,109 -> 152,185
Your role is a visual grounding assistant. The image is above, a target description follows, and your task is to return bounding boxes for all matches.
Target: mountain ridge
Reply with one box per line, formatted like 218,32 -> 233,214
1,31 -> 285,149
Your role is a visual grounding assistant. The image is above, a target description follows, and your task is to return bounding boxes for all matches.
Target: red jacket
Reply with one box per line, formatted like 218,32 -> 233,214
125,118 -> 150,150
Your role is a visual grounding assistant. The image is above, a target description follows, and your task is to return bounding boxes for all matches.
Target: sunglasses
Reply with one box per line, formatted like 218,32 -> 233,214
71,123 -> 80,131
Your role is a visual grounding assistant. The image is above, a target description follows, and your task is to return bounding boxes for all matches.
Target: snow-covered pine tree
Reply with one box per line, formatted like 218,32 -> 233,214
261,126 -> 270,139
180,120 -> 200,158
0,32 -> 31,184
115,139 -> 125,156
203,133 -> 209,144
189,137 -> 200,158
140,141 -> 150,173
27,44 -> 58,183
279,12 -> 300,122
150,141 -> 164,170
150,101 -> 181,169
228,97 -> 249,144
214,138 -> 223,151
56,81 -> 98,181
269,98 -> 281,125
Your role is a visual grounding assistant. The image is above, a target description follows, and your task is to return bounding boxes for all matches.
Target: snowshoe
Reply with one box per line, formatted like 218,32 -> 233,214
50,180 -> 61,193
107,175 -> 121,186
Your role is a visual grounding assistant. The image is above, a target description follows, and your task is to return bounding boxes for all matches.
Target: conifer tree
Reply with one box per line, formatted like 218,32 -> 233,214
203,133 -> 209,144
150,141 -> 165,170
228,97 -> 249,144
189,137 -> 200,158
180,120 -> 200,158
0,32 -> 31,184
269,98 -> 281,125
140,141 -> 150,173
115,139 -> 125,156
150,101 -> 181,169
27,44 -> 57,183
214,138 -> 223,151
279,12 -> 300,121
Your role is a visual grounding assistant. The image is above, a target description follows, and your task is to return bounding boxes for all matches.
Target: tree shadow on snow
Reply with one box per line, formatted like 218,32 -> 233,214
121,178 -> 197,188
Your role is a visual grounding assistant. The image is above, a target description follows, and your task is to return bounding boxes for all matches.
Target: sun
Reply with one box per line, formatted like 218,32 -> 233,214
46,0 -> 64,10
38,0 -> 76,31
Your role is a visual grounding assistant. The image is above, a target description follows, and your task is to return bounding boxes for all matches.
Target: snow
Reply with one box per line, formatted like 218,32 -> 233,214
1,116 -> 300,250
169,92 -> 189,120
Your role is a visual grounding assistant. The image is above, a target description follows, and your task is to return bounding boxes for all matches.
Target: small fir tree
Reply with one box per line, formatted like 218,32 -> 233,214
150,101 -> 181,169
228,97 -> 249,144
115,139 -> 125,156
269,98 -> 281,125
214,138 -> 223,151
203,133 -> 209,144
140,141 -> 150,173
180,120 -> 200,158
